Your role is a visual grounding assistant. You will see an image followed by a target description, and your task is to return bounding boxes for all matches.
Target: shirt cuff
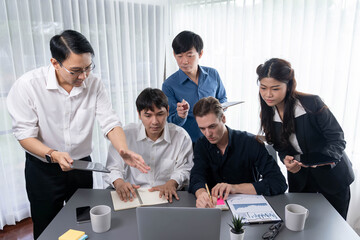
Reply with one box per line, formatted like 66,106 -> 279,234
252,182 -> 267,195
104,123 -> 123,139
170,175 -> 184,190
105,170 -> 125,188
173,114 -> 187,126
13,128 -> 38,140
189,182 -> 205,195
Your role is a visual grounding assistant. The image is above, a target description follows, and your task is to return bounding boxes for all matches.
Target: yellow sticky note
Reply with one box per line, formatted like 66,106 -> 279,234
59,229 -> 85,240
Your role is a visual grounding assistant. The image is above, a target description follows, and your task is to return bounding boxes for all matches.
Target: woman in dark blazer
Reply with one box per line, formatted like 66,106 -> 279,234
256,58 -> 354,219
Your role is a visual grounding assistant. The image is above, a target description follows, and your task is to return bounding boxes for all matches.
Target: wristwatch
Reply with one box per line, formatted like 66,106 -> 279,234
45,149 -> 57,163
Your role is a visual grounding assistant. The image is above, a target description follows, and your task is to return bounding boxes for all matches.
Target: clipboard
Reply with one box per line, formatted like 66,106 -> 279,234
221,101 -> 245,109
70,160 -> 110,173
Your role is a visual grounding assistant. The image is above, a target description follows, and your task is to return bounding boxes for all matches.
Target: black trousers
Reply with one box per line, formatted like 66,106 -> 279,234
291,173 -> 351,220
25,153 -> 93,239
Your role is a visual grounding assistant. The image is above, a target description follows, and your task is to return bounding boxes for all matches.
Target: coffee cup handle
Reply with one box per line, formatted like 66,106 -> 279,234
305,209 -> 309,219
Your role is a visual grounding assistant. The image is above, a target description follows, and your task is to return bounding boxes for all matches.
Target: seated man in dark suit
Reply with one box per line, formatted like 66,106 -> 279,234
189,97 -> 287,208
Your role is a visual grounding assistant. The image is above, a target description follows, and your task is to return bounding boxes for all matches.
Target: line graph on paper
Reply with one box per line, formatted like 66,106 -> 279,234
226,194 -> 281,223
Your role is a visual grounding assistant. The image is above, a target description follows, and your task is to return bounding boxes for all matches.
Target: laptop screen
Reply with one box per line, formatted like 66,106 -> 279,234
136,207 -> 221,240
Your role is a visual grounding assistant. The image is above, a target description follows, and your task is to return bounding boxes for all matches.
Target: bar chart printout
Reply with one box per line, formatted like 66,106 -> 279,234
226,194 -> 281,223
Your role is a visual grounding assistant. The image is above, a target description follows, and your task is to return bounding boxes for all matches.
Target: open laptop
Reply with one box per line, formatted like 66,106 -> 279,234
136,207 -> 221,240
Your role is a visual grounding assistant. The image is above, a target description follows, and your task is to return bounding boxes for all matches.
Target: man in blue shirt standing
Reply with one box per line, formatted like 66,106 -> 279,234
162,31 -> 227,143
189,97 -> 287,208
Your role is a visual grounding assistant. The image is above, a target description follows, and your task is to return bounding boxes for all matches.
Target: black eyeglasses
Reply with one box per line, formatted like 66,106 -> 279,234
262,221 -> 282,240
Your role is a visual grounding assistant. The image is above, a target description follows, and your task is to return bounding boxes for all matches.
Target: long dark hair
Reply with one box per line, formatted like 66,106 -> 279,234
256,58 -> 298,147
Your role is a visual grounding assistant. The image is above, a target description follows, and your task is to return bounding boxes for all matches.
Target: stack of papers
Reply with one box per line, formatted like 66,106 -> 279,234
226,194 -> 281,224
111,188 -> 168,211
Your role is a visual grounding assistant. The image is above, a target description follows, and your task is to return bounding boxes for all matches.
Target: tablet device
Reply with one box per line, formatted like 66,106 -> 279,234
296,153 -> 338,167
299,159 -> 338,167
70,160 -> 110,173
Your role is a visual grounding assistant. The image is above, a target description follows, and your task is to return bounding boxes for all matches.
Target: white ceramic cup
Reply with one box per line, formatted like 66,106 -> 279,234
90,205 -> 111,233
285,204 -> 309,231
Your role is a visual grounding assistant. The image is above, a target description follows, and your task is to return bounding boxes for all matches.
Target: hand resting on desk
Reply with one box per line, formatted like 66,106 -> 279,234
148,179 -> 179,203
113,178 -> 140,202
212,183 -> 256,200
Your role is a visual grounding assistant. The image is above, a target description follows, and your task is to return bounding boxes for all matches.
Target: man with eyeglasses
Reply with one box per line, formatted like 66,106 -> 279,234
7,30 -> 150,239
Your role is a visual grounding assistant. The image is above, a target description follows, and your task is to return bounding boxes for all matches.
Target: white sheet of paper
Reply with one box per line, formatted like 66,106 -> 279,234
227,194 -> 281,223
137,188 -> 168,206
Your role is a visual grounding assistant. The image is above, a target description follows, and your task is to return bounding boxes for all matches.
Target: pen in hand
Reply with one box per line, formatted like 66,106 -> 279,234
205,183 -> 213,207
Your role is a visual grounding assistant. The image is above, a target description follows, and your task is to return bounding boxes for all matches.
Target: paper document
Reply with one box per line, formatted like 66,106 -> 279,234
227,194 -> 281,224
111,188 -> 168,211
221,101 -> 245,108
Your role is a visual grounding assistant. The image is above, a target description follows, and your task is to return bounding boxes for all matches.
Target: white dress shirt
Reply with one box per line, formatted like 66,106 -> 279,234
104,122 -> 194,189
7,65 -> 121,161
273,99 -> 306,158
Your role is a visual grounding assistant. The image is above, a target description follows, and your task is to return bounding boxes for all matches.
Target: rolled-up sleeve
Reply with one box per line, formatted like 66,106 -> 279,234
7,79 -> 39,140
170,132 -> 194,189
103,145 -> 126,187
95,81 -> 122,137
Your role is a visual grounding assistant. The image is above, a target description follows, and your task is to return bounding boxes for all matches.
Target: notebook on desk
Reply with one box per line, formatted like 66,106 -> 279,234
110,188 -> 168,211
136,207 -> 221,240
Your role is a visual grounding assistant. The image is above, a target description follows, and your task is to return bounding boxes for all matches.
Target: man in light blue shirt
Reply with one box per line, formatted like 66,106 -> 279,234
162,31 -> 227,143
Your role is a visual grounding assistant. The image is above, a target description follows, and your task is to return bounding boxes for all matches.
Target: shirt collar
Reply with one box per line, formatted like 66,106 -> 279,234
273,99 -> 306,123
136,122 -> 171,144
178,65 -> 208,84
226,126 -> 233,148
46,65 -> 59,90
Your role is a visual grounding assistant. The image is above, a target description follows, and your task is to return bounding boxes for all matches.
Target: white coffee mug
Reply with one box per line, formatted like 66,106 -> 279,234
285,204 -> 309,231
90,205 -> 111,233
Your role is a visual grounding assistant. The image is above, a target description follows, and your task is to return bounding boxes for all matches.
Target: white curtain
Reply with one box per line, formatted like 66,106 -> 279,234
167,0 -> 360,234
0,0 -> 166,230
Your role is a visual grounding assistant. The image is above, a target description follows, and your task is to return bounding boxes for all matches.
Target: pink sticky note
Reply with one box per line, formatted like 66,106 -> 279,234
217,198 -> 225,205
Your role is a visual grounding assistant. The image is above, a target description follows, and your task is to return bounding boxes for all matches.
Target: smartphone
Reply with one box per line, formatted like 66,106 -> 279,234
76,206 -> 91,223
